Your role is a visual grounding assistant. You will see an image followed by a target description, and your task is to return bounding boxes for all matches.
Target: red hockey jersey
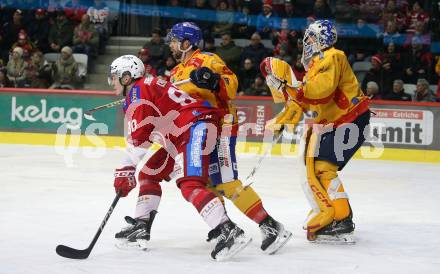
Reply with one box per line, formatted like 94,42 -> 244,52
123,77 -> 222,149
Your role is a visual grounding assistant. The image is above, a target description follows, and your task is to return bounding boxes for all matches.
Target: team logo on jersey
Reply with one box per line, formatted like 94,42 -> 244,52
221,66 -> 233,75
129,86 -> 141,105
188,57 -> 203,68
144,75 -> 154,85
156,78 -> 167,87
209,163 -> 219,175
192,110 -> 201,116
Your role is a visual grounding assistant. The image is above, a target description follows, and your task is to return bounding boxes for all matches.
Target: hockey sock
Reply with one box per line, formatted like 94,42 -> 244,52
178,178 -> 229,228
216,180 -> 269,224
135,179 -> 162,219
207,185 -> 226,205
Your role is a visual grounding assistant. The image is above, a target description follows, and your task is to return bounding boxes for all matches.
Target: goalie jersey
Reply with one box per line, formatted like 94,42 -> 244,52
296,47 -> 369,127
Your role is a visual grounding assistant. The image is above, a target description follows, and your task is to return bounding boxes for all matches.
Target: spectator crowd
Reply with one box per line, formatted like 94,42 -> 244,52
153,0 -> 440,102
1,0 -> 440,102
0,0 -> 114,89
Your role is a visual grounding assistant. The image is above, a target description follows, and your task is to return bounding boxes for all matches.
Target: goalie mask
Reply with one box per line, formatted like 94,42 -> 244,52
260,57 -> 299,103
301,20 -> 337,70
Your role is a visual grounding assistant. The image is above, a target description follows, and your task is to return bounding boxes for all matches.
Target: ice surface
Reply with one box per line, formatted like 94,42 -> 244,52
1,144 -> 439,274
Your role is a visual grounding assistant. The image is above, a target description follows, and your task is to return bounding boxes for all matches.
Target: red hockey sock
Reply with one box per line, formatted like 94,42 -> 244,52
178,178 -> 229,228
135,179 -> 162,219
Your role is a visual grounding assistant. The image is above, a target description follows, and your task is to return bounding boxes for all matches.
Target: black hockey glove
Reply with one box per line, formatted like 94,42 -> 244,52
190,67 -> 220,92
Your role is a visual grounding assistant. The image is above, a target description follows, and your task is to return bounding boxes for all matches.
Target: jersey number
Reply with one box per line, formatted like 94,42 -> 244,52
168,87 -> 197,106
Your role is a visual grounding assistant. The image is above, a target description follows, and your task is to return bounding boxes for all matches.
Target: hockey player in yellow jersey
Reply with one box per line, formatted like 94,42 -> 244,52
260,20 -> 370,244
167,22 -> 292,253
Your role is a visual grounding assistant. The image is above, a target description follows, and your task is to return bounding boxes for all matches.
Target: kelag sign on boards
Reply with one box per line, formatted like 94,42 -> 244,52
0,89 -> 123,136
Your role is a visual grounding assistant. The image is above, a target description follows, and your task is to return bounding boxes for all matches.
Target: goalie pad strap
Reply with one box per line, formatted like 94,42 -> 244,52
327,177 -> 349,200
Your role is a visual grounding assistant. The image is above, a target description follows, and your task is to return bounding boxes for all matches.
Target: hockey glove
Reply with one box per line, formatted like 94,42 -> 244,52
114,166 -> 137,197
190,67 -> 220,91
265,100 -> 302,135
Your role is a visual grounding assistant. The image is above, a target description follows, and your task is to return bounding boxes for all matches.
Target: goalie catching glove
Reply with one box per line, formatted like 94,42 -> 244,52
114,166 -> 137,197
260,57 -> 300,103
265,100 -> 303,134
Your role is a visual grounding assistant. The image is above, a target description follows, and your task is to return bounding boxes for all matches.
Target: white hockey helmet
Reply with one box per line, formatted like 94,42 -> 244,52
108,55 -> 145,85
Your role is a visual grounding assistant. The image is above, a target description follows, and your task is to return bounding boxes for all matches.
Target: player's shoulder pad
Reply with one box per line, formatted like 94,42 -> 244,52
325,47 -> 347,60
200,51 -> 214,56
144,76 -> 168,88
199,51 -> 223,62
170,64 -> 181,74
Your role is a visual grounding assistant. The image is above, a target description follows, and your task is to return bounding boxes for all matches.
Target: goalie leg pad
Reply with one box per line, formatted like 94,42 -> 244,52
315,160 -> 350,221
215,179 -> 268,224
303,133 -> 334,239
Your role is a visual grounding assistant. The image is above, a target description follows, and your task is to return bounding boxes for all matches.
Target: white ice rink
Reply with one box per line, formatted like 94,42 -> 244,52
1,144 -> 439,274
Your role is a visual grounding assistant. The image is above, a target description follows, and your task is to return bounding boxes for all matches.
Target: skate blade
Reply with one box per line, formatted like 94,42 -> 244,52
137,239 -> 149,250
311,232 -> 355,245
115,239 -> 148,251
263,229 -> 293,255
214,236 -> 252,262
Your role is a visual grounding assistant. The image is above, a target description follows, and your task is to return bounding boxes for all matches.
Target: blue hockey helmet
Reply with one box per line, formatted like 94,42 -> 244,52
166,22 -> 202,46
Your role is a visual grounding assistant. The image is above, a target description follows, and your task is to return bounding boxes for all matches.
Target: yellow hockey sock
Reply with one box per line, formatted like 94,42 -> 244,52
215,180 -> 268,223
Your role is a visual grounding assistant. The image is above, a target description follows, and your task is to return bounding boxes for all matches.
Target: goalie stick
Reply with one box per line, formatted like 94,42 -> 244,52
84,78 -> 191,121
55,193 -> 121,259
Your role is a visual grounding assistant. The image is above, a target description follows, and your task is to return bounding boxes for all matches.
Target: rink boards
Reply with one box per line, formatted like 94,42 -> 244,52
1,88 -> 439,163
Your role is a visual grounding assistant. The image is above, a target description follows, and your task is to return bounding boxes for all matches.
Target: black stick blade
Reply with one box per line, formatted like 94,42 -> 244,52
56,245 -> 91,259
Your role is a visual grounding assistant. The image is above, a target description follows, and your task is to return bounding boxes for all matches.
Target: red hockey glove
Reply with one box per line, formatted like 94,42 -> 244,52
114,166 -> 137,197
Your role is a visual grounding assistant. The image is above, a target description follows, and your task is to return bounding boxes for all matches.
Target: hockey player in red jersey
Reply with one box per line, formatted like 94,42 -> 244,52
109,55 -> 251,261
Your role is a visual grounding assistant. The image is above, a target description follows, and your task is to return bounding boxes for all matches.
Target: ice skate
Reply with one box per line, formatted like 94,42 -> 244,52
310,216 -> 355,245
115,211 -> 157,250
259,216 -> 292,254
206,225 -> 222,243
210,220 -> 252,261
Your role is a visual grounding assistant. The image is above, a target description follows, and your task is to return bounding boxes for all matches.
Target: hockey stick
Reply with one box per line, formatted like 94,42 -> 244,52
83,78 -> 191,121
55,193 -> 121,259
231,127 -> 284,201
83,99 -> 125,121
